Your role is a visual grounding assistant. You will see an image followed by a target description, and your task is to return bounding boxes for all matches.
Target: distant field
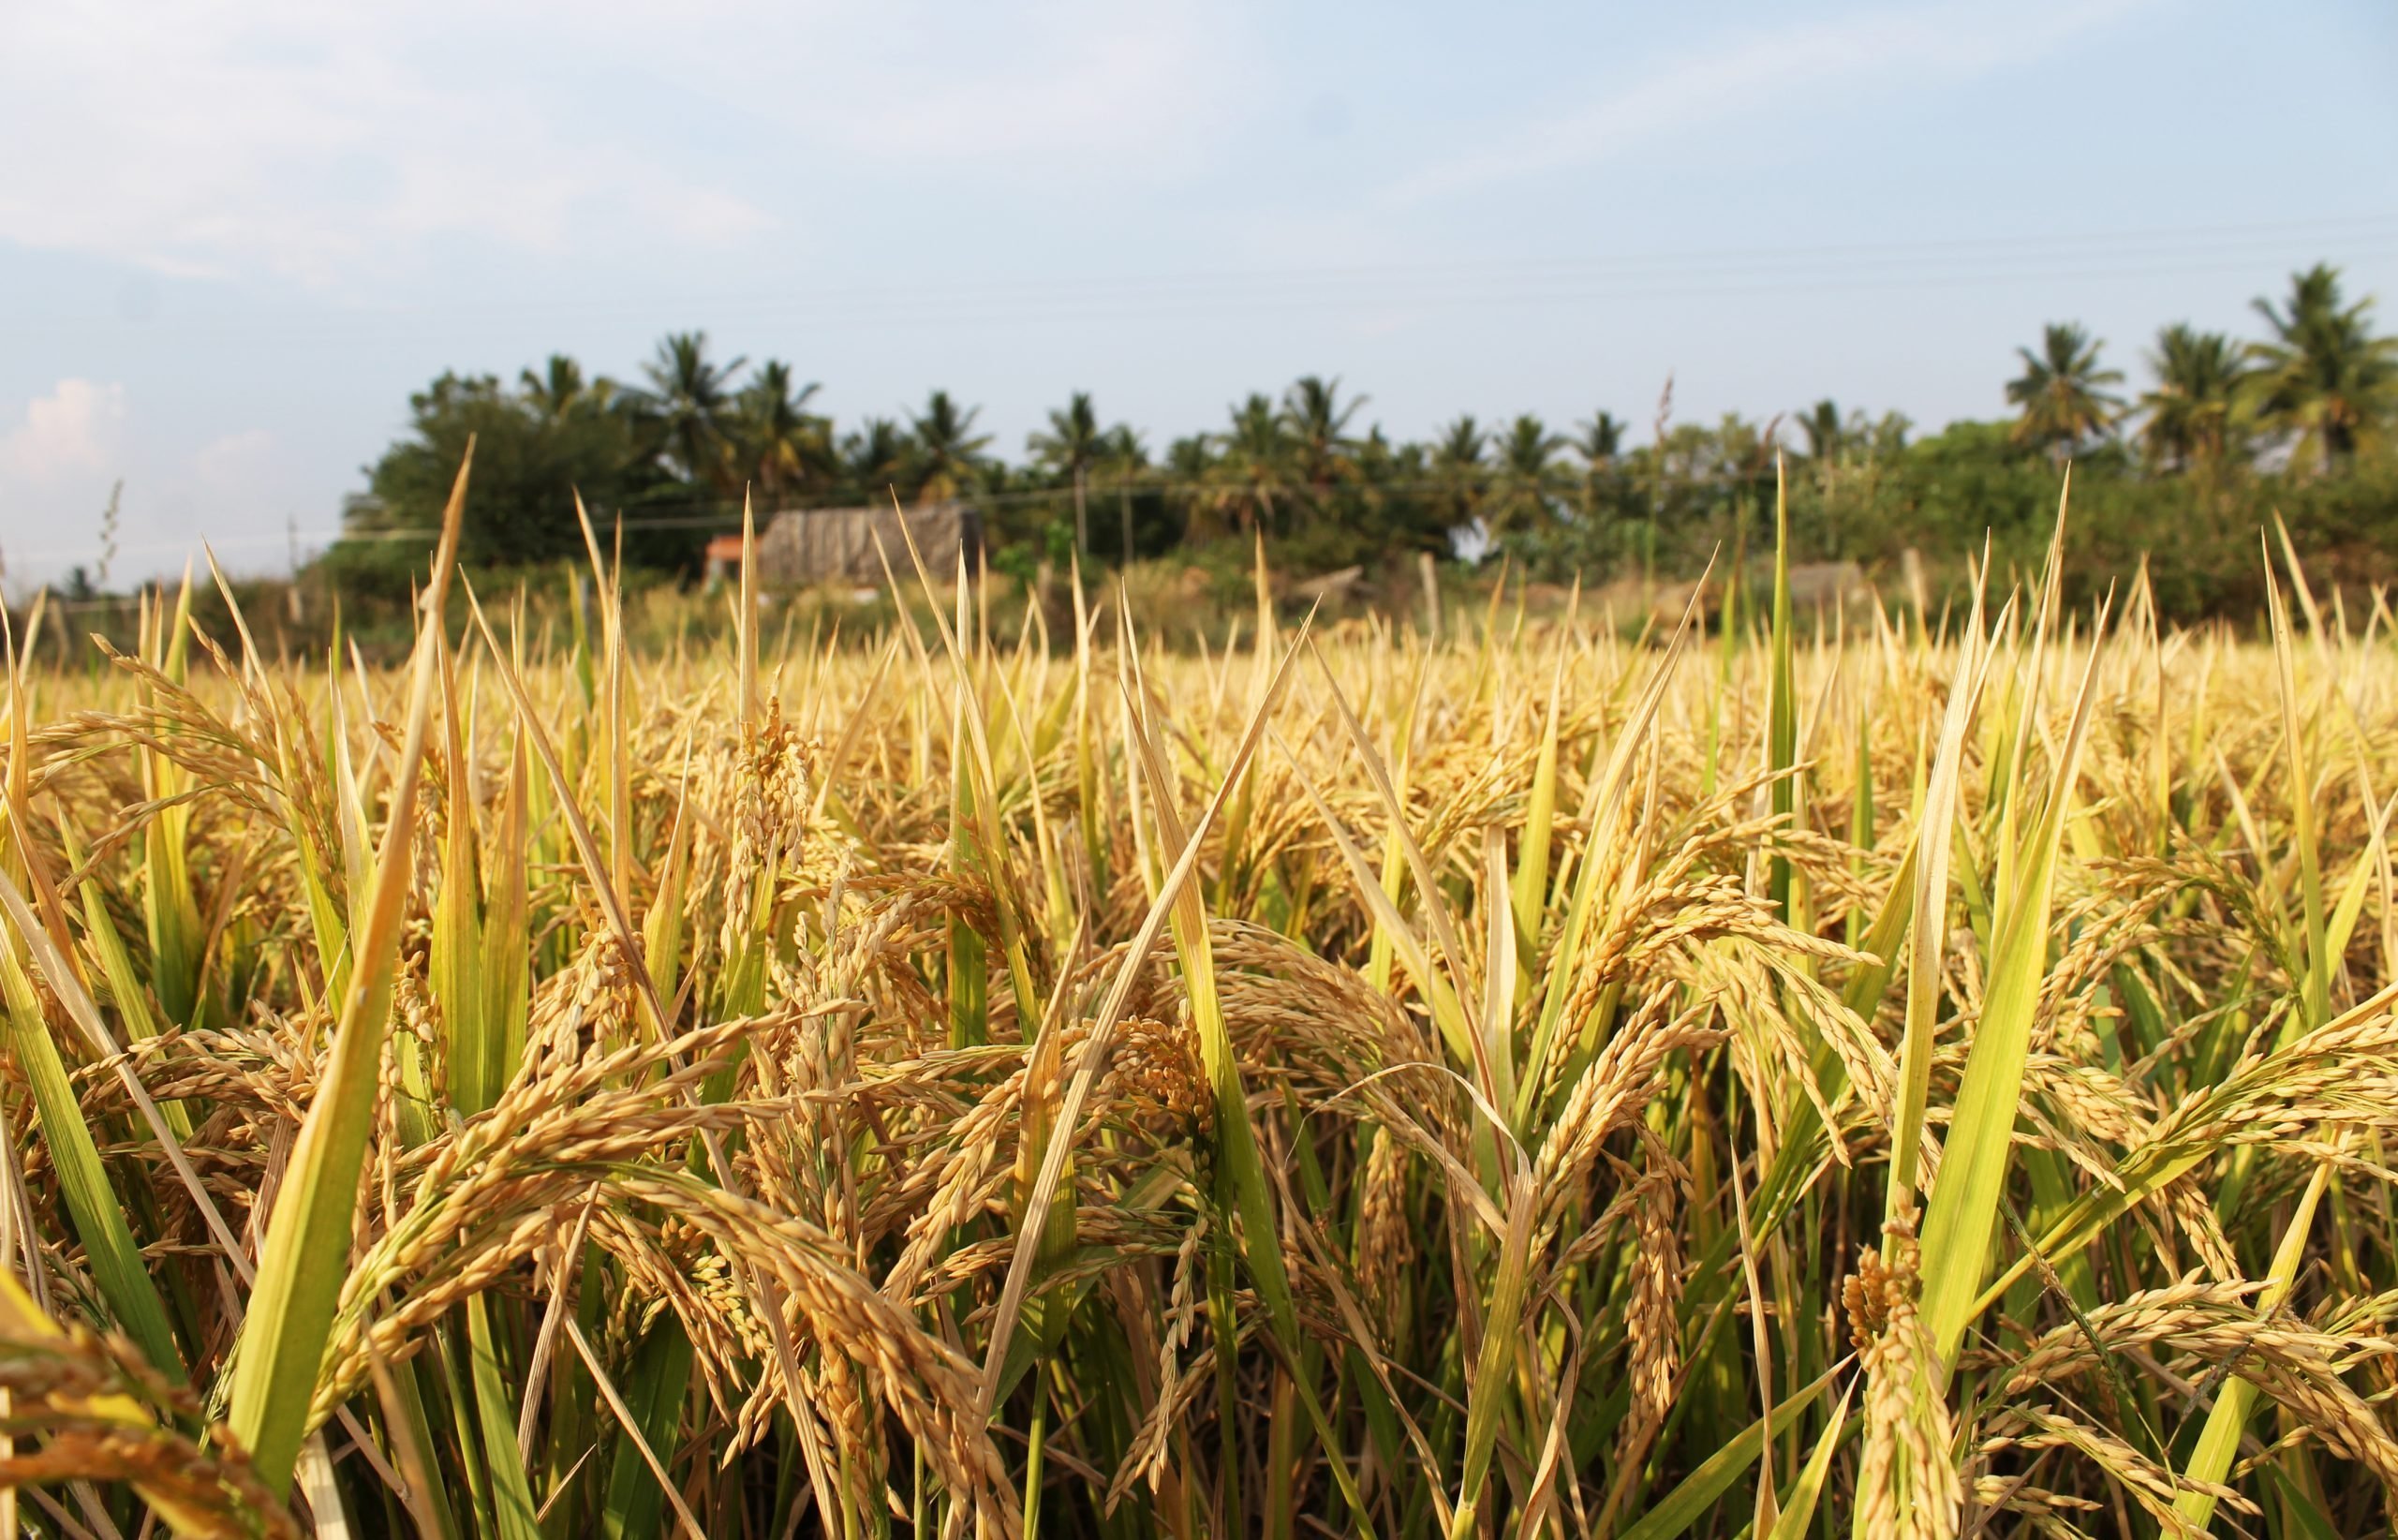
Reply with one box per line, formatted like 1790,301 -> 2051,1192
0,477 -> 2393,1539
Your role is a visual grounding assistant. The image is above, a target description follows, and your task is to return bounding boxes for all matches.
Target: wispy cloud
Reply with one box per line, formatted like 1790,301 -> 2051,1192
0,0 -> 1254,285
1384,0 -> 2162,206
0,4 -> 696,282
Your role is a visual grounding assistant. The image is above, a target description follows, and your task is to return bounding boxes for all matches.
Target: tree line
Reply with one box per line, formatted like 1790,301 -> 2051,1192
330,262 -> 2398,615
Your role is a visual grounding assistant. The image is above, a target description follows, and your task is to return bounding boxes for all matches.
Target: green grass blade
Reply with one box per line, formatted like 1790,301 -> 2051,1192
1919,598 -> 2110,1373
2173,1162 -> 2328,1531
469,1296 -> 543,1540
1888,576 -> 1990,1218
1615,1366 -> 1840,1540
227,447 -> 467,1494
1509,645 -> 1566,976
2267,555 -> 2330,1032
1767,1383 -> 1856,1540
1768,457 -> 1797,920
0,940 -> 184,1382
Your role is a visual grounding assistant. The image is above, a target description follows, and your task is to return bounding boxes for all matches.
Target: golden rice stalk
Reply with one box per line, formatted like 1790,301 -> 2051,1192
224,447 -> 466,1494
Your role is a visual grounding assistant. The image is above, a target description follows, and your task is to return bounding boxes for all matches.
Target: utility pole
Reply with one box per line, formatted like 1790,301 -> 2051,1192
287,514 -> 304,623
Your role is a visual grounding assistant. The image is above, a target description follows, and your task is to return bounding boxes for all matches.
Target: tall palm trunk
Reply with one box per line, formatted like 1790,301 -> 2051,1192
1073,466 -> 1088,555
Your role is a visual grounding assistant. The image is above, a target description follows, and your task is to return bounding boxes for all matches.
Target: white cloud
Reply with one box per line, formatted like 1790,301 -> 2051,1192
0,0 -> 1252,284
0,7 -> 596,281
1385,0 -> 2162,205
0,380 -> 126,481
0,386 -> 305,586
0,379 -> 128,590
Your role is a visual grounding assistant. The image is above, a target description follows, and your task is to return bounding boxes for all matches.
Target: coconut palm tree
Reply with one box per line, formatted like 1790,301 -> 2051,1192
736,361 -> 830,501
1165,433 -> 1221,538
1280,376 -> 1365,506
1863,411 -> 1912,458
1099,424 -> 1148,565
1485,414 -> 1567,536
1215,393 -> 1291,535
1433,416 -> 1487,464
1797,399 -> 1848,462
841,418 -> 910,499
637,332 -> 748,487
1572,410 -> 1625,520
2247,263 -> 2397,476
2006,323 -> 2124,457
1573,411 -> 1624,466
520,355 -> 613,422
908,390 -> 991,505
1431,415 -> 1487,531
1348,424 -> 1429,549
1027,392 -> 1103,555
1101,424 -> 1147,470
2138,325 -> 2245,473
1710,413 -> 1777,490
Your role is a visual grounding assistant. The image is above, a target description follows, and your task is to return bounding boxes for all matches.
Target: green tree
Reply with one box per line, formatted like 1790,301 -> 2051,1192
841,418 -> 910,499
2139,325 -> 2245,472
1797,399 -> 1849,462
1028,392 -> 1103,555
520,354 -> 614,422
636,332 -> 748,489
333,367 -> 667,588
1280,376 -> 1364,513
908,390 -> 992,504
1164,433 -> 1214,481
1485,414 -> 1567,536
1099,422 -> 1150,564
1164,433 -> 1222,540
1571,410 -> 1626,521
1348,425 -> 1446,554
1572,411 -> 1625,465
735,360 -> 831,500
2006,322 -> 2124,458
2247,263 -> 2397,476
1432,415 -> 1488,533
1710,412 -> 1777,497
1865,410 -> 1913,458
1101,423 -> 1147,471
1215,393 -> 1291,535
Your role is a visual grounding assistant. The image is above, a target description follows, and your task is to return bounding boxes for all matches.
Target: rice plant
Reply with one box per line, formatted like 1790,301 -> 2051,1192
1,469 -> 2396,1538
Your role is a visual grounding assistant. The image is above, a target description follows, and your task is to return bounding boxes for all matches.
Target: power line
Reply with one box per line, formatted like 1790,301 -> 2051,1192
8,212 -> 2393,345
7,464 -> 1798,564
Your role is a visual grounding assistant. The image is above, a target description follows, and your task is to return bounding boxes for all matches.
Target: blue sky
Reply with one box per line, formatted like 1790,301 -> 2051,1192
0,0 -> 2392,586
